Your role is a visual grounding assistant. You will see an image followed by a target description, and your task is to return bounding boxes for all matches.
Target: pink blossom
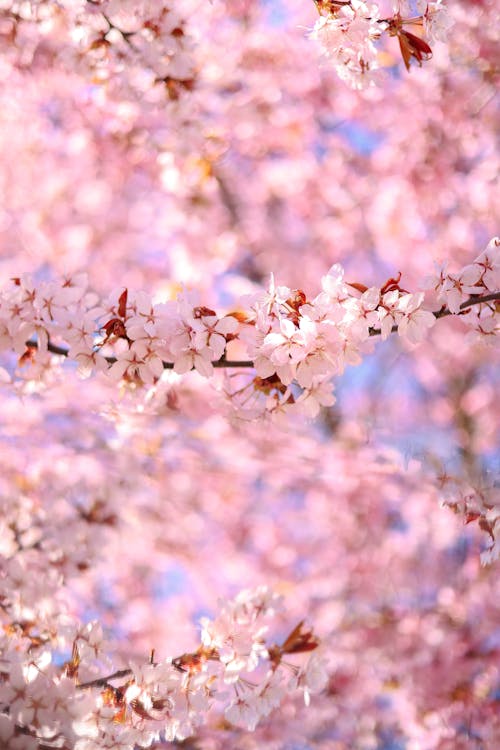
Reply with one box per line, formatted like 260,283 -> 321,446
397,292 -> 436,344
418,0 -> 454,42
0,3 -> 498,749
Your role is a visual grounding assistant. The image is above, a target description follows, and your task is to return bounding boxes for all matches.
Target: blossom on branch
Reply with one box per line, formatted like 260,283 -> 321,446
311,0 -> 453,86
0,239 -> 498,420
0,583 -> 326,748
310,1 -> 385,89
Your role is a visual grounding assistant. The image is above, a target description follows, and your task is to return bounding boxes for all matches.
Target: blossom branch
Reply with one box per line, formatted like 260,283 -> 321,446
369,290 -> 500,337
310,1 -> 454,88
1,0 -> 196,102
2,238 -> 498,418
25,290 -> 500,368
25,341 -> 256,370
1,588 -> 327,744
76,669 -> 135,690
433,292 -> 500,319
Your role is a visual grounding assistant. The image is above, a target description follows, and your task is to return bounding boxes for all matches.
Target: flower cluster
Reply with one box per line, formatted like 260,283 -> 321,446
237,263 -> 438,418
310,1 -> 385,89
0,585 -> 327,748
310,0 -> 454,87
416,0 -> 454,43
431,236 -> 500,337
0,279 -> 240,385
0,239 -> 498,419
436,472 -> 500,566
226,239 -> 498,418
0,0 -> 196,102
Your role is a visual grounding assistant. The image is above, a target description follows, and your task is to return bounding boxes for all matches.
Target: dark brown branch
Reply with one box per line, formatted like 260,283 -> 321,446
23,291 -> 500,372
368,291 -> 500,337
75,649 -> 213,690
434,292 -> 500,318
77,668 -> 133,689
101,13 -> 136,47
24,341 -> 255,369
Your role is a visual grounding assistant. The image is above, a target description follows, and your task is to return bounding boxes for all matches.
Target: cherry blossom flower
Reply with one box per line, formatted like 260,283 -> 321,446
289,651 -> 329,706
397,292 -> 436,344
295,377 -> 337,417
224,694 -> 261,731
475,237 -> 500,292
0,7 -> 498,747
310,1 -> 385,89
417,0 -> 454,42
108,342 -> 163,384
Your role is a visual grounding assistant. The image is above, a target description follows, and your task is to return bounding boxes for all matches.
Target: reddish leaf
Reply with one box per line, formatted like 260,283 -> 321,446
286,290 -> 307,310
113,706 -> 127,724
398,31 -> 432,71
281,621 -> 319,654
478,518 -> 495,541
130,699 -> 155,720
228,310 -> 251,323
63,641 -> 81,678
118,289 -> 128,319
102,318 -> 127,340
193,305 -> 217,318
173,650 -> 209,673
347,282 -> 369,294
405,31 -> 433,57
381,273 -> 402,294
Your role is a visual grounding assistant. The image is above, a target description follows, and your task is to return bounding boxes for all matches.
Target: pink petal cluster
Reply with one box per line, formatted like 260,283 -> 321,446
431,237 -> 500,336
310,0 -> 454,87
310,1 -> 385,88
437,472 -> 500,566
417,0 -> 455,42
0,0 -> 196,103
0,2 -> 497,750
0,582 -> 326,747
0,239 -> 498,419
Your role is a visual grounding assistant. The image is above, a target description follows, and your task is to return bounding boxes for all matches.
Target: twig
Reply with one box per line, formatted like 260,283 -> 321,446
77,668 -> 133,689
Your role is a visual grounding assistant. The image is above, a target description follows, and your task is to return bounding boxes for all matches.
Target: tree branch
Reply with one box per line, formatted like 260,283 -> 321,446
433,292 -> 500,319
77,668 -> 133,689
369,291 -> 500,337
24,341 -> 256,369
23,291 -> 499,372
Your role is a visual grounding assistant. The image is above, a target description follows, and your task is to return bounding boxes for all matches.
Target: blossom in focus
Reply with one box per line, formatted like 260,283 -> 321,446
310,2 -> 386,89
417,0 -> 454,42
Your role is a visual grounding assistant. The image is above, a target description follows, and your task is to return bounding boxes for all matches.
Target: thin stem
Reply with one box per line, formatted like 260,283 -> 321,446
77,668 -> 133,689
24,341 -> 256,369
314,0 -> 405,26
102,13 -> 136,48
434,292 -> 500,318
369,291 -> 500,337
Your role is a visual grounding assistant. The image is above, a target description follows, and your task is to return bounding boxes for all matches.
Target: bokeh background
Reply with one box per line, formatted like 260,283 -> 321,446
0,1 -> 498,747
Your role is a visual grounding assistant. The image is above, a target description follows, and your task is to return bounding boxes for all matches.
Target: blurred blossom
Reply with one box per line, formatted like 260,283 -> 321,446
0,0 -> 498,748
